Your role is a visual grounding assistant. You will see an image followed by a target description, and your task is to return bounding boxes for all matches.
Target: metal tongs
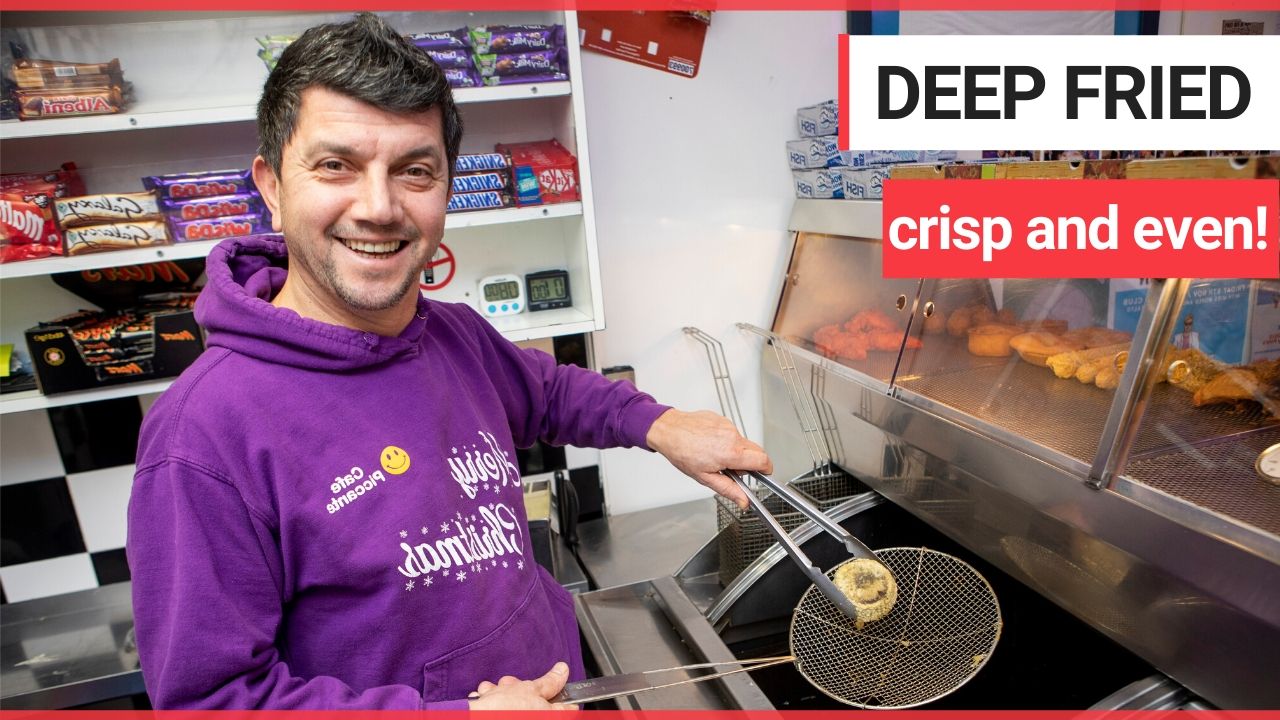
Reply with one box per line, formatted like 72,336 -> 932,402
550,471 -> 891,705
721,468 -> 888,622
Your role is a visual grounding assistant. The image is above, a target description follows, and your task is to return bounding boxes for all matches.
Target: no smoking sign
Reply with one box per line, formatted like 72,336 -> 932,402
419,243 -> 455,291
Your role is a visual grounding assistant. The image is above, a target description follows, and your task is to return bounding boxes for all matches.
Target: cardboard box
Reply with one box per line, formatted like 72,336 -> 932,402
493,139 -> 580,206
786,136 -> 838,170
1125,156 -> 1279,179
792,169 -> 843,199
890,163 -> 948,180
25,309 -> 204,395
840,167 -> 890,199
796,100 -> 838,138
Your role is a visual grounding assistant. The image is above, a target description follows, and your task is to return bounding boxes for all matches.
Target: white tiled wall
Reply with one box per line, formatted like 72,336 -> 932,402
67,466 -> 135,553
1,412 -> 64,486
0,553 -> 99,603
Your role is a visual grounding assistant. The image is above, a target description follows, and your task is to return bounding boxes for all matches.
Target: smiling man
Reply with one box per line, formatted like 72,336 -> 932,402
127,12 -> 770,712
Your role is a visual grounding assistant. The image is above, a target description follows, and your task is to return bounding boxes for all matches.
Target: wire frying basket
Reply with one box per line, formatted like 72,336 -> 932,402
791,547 -> 1003,708
555,547 -> 1003,708
685,326 -> 865,586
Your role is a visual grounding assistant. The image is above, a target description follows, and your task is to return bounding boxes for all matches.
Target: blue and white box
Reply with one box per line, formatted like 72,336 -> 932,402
787,136 -> 839,170
840,167 -> 890,200
797,100 -> 838,138
792,169 -> 844,199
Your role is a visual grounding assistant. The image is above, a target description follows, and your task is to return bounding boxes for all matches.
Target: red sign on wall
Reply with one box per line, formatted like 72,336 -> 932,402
579,11 -> 709,78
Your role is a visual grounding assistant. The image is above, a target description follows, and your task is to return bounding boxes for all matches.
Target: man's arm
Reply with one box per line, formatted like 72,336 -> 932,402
466,310 -> 771,507
645,408 -> 772,509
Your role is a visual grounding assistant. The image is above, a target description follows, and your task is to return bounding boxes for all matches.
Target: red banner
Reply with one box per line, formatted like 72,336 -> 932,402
882,179 -> 1280,279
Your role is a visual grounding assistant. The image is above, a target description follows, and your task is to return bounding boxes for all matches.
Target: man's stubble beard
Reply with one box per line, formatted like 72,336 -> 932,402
282,204 -> 433,312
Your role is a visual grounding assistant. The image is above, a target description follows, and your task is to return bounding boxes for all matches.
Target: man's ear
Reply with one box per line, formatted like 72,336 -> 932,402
252,156 -> 284,233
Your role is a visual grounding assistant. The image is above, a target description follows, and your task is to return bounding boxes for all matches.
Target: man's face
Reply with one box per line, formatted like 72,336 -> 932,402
255,86 -> 449,315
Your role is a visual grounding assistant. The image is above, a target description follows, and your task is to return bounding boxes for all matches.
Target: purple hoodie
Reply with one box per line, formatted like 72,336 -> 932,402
127,235 -> 669,709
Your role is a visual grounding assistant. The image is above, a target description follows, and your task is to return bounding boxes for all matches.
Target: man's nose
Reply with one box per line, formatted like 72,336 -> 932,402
351,173 -> 401,226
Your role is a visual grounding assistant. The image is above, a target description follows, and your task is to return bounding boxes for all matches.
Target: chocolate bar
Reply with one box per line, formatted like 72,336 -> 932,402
425,48 -> 474,69
13,58 -> 123,88
92,357 -> 154,381
454,153 -> 509,173
443,66 -> 482,89
481,72 -> 569,87
468,25 -> 565,55
446,190 -> 513,213
451,171 -> 509,194
168,213 -> 268,243
159,193 -> 265,222
56,192 -> 161,228
408,28 -> 470,51
143,169 -> 253,200
65,221 -> 169,256
474,49 -> 564,78
16,87 -> 125,119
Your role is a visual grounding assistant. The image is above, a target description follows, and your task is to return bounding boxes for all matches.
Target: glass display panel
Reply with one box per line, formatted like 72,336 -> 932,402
771,231 -> 918,385
483,280 -> 520,302
892,277 -> 1143,465
1120,278 -> 1280,538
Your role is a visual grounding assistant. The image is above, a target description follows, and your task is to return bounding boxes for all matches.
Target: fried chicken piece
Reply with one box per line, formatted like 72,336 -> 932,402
866,329 -> 904,352
1193,369 -> 1263,407
812,323 -> 845,357
831,332 -> 870,360
1251,358 -> 1280,384
845,308 -> 899,334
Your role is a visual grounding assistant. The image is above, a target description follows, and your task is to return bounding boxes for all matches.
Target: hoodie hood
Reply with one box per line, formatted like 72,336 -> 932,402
196,235 -> 428,372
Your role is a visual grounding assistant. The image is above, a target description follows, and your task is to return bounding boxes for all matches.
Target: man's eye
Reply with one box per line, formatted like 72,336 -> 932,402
321,160 -> 346,172
405,166 -> 431,178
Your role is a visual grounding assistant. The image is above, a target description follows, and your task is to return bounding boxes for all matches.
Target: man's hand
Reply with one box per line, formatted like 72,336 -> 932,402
646,409 -> 773,509
467,662 -> 576,710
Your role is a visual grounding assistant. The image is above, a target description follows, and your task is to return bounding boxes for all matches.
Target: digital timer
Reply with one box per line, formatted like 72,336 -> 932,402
477,274 -> 525,318
524,269 -> 572,312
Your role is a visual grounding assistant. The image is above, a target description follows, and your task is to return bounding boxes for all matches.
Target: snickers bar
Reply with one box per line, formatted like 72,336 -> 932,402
451,171 -> 509,194
446,190 -> 513,213
454,153 -> 509,173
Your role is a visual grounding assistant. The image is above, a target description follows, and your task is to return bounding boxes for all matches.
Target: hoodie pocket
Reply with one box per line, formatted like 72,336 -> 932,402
420,565 -> 583,703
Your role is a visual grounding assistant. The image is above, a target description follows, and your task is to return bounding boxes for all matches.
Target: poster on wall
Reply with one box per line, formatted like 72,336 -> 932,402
1110,278 -> 1149,334
1251,281 -> 1280,362
1171,280 -> 1252,365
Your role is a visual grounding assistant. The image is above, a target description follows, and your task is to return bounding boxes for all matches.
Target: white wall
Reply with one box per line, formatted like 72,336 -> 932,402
580,12 -> 845,514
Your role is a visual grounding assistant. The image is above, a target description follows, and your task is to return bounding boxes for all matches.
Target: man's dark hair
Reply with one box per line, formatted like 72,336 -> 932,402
257,12 -> 463,181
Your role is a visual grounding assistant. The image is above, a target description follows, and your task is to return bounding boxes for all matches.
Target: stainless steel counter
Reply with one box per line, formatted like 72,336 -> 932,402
1,524 -> 593,709
0,582 -> 142,710
575,498 -> 717,589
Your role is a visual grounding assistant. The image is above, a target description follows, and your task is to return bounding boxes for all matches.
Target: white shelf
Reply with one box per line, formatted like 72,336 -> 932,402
0,83 -> 572,141
0,239 -> 222,280
0,203 -> 582,280
0,378 -> 176,415
483,306 -> 600,343
0,306 -> 600,415
446,201 -> 581,230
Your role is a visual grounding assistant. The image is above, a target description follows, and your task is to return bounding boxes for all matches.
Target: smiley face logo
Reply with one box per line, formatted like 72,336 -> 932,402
380,446 -> 411,475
